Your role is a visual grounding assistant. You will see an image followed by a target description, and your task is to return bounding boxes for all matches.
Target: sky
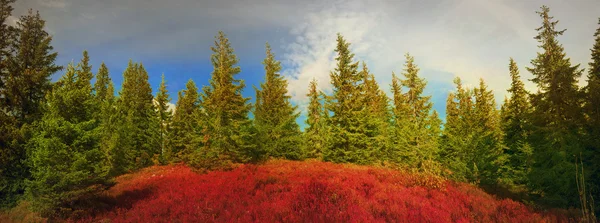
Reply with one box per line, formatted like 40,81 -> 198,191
8,0 -> 600,126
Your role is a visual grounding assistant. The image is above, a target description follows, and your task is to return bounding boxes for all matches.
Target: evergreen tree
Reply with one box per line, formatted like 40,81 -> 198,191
472,79 -> 506,185
1,6 -> 61,207
93,62 -> 111,103
254,43 -> 303,160
3,9 -> 61,123
26,57 -> 110,217
323,34 -> 372,164
199,31 -> 256,165
501,58 -> 533,185
440,77 -> 473,181
526,5 -> 584,207
360,62 -> 390,163
155,74 -> 173,161
390,71 -> 410,163
110,60 -> 159,174
583,18 -> 600,214
398,54 -> 440,166
168,79 -> 199,162
305,79 -> 328,159
93,62 -> 116,176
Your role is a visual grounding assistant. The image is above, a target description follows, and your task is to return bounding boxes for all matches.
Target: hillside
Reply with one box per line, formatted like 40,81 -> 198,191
31,160 -> 571,223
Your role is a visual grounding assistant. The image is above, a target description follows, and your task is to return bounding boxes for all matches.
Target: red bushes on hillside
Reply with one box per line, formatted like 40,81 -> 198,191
73,160 -> 574,223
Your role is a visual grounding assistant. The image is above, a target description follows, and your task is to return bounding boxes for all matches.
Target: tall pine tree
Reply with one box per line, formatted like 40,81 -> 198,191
583,18 -> 600,214
1,6 -> 61,207
168,79 -> 200,162
526,5 -> 584,207
360,62 -> 391,164
501,58 -> 533,185
397,54 -> 440,167
109,60 -> 159,174
254,43 -> 303,160
155,74 -> 173,161
199,31 -> 256,165
26,55 -> 110,217
323,34 -> 372,164
304,79 -> 328,159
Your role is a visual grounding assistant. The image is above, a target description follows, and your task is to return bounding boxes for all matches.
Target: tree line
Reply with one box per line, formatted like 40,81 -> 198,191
0,1 -> 598,218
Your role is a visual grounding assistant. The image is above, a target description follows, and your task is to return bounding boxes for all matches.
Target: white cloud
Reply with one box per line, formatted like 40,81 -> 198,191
281,0 -> 599,112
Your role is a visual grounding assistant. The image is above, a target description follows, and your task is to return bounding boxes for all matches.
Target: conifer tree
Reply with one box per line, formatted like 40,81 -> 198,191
110,60 -> 159,174
305,79 -> 328,158
583,18 -> 600,213
94,62 -> 112,103
390,72 -> 410,163
254,43 -> 303,160
1,6 -> 61,207
472,79 -> 506,185
200,31 -> 256,165
3,9 -> 61,123
26,56 -> 110,217
526,5 -> 584,207
155,74 -> 173,160
360,62 -> 390,163
397,54 -> 440,166
0,0 -> 18,207
501,58 -> 533,185
169,79 -> 199,162
441,77 -> 476,182
323,34 -> 372,164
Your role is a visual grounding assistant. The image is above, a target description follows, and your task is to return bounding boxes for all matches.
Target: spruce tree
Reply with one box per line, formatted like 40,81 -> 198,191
583,18 -> 600,214
26,56 -> 110,217
199,31 -> 256,165
360,62 -> 390,163
323,34 -> 372,164
3,9 -> 61,123
155,74 -> 173,160
1,7 -> 61,207
501,58 -> 533,185
305,79 -> 328,159
254,43 -> 303,160
398,54 -> 440,166
526,5 -> 584,207
472,79 -> 506,185
110,60 -> 159,174
169,79 -> 199,162
390,72 -> 410,163
440,78 -> 473,181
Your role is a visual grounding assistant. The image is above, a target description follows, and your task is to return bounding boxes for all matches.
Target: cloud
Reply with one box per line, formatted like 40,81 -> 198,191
38,0 -> 68,9
280,0 -> 600,113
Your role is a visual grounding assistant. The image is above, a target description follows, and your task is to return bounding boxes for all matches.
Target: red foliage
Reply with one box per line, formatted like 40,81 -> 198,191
72,160 -> 575,223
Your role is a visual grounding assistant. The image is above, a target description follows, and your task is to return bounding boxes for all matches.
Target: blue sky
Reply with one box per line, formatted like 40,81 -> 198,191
9,0 -> 600,127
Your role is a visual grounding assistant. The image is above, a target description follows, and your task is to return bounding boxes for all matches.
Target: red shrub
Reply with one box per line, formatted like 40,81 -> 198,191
71,160 -> 576,223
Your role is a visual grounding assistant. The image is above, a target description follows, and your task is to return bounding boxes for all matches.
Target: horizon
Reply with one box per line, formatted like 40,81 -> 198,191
8,0 -> 600,126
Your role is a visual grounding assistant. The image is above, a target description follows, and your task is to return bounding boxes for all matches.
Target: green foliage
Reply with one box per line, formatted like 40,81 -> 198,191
109,60 -> 160,174
1,5 -> 60,208
391,54 -> 441,167
441,78 -> 505,185
2,9 -> 61,123
360,62 -> 391,164
25,56 -> 111,217
199,31 -> 257,165
323,34 -> 375,164
500,58 -> 533,186
155,74 -> 173,163
169,79 -> 200,163
526,5 -> 584,208
304,79 -> 329,159
254,43 -> 303,160
584,18 -> 600,216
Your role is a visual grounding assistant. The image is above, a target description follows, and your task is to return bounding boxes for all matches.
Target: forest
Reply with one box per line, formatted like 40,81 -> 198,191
1,0 -> 599,221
